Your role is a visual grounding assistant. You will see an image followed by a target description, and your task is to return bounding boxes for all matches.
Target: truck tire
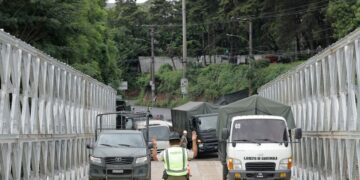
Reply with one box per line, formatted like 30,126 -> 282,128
147,163 -> 152,180
222,164 -> 229,180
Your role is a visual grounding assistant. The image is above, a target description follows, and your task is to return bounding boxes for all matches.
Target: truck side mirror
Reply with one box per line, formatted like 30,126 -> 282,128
86,143 -> 94,149
295,128 -> 302,139
192,118 -> 197,127
222,128 -> 230,139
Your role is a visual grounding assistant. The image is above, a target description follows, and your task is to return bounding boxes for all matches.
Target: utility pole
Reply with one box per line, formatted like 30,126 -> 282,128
150,26 -> 155,103
294,38 -> 298,61
235,17 -> 253,62
246,17 -> 254,95
248,18 -> 253,57
181,0 -> 188,98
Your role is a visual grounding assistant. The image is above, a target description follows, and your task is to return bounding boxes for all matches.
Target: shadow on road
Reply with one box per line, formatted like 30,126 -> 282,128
195,152 -> 218,161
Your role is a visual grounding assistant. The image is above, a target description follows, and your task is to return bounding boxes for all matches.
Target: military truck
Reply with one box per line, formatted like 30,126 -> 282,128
171,101 -> 219,153
115,111 -> 150,130
217,95 -> 302,180
116,96 -> 131,111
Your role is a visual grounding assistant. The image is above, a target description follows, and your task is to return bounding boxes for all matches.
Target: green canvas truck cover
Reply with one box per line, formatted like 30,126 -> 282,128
217,95 -> 295,140
171,101 -> 219,132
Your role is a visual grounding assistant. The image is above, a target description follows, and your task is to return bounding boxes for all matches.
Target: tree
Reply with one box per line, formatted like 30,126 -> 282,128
108,0 -> 149,88
327,0 -> 360,38
0,0 -> 122,86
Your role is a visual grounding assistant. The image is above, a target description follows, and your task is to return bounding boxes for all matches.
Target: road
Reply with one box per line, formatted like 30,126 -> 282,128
132,104 -> 223,179
152,152 -> 221,179
132,105 -> 172,121
151,160 -> 223,180
130,104 -> 300,180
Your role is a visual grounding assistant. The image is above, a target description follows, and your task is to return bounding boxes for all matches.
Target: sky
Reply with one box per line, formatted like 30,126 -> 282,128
107,0 -> 148,3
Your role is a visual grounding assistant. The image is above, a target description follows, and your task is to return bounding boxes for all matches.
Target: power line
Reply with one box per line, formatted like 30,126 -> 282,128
258,5 -> 328,19
260,0 -> 328,16
138,3 -> 328,28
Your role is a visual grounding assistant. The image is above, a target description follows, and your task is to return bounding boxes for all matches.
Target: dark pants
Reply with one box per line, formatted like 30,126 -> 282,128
167,175 -> 188,180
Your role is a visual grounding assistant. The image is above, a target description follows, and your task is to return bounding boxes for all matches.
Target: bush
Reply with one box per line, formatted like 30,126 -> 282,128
158,64 -> 173,73
135,61 -> 304,107
189,64 -> 248,101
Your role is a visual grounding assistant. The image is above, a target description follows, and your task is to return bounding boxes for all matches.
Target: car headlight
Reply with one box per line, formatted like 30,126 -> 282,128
233,159 -> 242,170
90,156 -> 102,165
136,156 -> 148,164
279,158 -> 292,170
227,158 -> 242,170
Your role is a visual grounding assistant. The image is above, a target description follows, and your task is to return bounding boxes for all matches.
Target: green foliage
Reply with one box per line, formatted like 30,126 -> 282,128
327,0 -> 360,38
189,64 -> 248,100
107,1 -> 149,89
136,74 -> 151,88
73,61 -> 103,81
156,66 -> 183,96
249,61 -> 303,92
2,0 -> 358,98
0,0 -> 122,87
158,64 -> 173,74
136,61 -> 300,107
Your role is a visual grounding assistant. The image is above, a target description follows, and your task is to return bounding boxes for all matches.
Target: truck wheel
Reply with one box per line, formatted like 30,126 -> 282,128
222,164 -> 229,180
148,163 -> 152,180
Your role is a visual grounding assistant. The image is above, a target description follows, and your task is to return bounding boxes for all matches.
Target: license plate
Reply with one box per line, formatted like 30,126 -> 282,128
112,170 -> 124,174
256,172 -> 264,178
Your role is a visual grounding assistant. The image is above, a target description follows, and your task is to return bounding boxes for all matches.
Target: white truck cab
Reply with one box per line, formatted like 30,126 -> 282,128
225,115 -> 293,180
136,120 -> 172,153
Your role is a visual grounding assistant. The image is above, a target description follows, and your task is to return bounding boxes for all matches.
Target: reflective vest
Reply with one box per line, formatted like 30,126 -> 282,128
163,147 -> 188,176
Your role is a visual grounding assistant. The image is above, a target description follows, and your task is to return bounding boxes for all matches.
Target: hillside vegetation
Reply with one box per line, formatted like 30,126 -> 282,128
137,61 -> 302,107
0,0 -> 358,92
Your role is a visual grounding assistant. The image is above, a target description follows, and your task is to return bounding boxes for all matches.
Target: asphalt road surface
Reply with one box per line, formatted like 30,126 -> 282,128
130,103 -> 172,121
151,160 -> 223,180
128,104 -> 298,180
132,104 -> 223,179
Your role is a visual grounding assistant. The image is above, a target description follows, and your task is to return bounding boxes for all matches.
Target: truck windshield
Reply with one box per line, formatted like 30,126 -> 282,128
198,115 -> 218,131
97,133 -> 145,148
142,126 -> 170,141
231,119 -> 287,143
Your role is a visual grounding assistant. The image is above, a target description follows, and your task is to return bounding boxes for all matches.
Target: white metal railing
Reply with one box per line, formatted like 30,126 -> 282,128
258,27 -> 360,180
0,30 -> 116,179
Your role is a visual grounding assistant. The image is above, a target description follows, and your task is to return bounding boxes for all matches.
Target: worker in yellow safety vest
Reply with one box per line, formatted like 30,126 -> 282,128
152,131 -> 198,180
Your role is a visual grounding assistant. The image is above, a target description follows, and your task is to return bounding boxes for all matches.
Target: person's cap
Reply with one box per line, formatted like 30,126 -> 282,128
169,132 -> 181,141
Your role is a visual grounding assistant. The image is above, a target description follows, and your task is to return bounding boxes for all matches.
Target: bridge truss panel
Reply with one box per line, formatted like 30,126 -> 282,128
0,30 -> 116,179
258,27 -> 360,180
